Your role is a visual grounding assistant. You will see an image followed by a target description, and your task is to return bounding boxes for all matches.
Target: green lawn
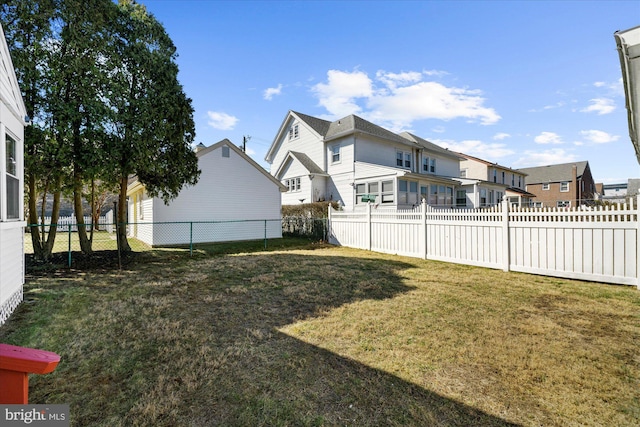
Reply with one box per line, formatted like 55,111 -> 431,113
2,240 -> 639,426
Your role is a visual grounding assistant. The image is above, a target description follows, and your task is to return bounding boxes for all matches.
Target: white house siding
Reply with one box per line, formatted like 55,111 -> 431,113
0,23 -> 27,326
139,142 -> 283,246
461,159 -> 487,180
271,117 -> 325,177
355,137 -> 408,170
280,157 -> 313,205
429,155 -> 459,178
0,225 -> 24,324
327,136 -> 354,175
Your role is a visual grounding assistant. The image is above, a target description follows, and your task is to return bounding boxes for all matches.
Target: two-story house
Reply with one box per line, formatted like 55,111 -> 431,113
456,152 -> 534,207
517,161 -> 597,208
265,111 -> 462,210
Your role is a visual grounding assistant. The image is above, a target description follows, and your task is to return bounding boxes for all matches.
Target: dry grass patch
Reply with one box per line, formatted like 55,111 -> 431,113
1,242 -> 638,426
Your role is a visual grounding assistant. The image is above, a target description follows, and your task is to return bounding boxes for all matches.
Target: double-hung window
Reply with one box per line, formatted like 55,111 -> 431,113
560,181 -> 569,192
5,134 -> 19,220
331,144 -> 340,164
429,158 -> 436,173
396,150 -> 411,169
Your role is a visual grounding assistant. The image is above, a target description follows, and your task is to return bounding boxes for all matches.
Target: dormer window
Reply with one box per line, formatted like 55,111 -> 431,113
288,124 -> 299,140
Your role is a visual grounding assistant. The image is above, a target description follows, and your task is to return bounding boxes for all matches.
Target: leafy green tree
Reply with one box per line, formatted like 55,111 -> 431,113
0,0 -> 62,260
105,0 -> 199,251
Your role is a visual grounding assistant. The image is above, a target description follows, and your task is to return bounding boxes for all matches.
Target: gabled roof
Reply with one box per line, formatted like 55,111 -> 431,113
399,132 -> 462,160
456,151 -> 526,175
614,26 -> 640,165
325,114 -> 411,146
273,150 -> 329,180
517,161 -> 589,184
291,110 -> 332,136
0,23 -> 27,125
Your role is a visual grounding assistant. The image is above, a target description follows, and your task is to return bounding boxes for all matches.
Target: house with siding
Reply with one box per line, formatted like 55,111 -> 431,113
517,161 -> 597,208
0,23 -> 28,325
127,139 -> 287,246
456,152 -> 535,207
265,111 -> 462,210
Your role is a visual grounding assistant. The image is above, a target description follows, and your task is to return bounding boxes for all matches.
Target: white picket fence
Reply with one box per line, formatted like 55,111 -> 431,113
31,210 -> 114,232
328,198 -> 639,287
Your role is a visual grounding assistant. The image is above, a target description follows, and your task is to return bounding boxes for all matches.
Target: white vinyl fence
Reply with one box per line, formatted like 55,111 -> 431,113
32,212 -> 113,232
328,198 -> 639,287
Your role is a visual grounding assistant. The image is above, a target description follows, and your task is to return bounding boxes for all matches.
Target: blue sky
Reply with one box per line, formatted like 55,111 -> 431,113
141,0 -> 640,184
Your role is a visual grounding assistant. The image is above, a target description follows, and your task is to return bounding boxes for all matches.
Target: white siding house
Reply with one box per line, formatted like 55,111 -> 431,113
265,111 -> 462,210
456,152 -> 534,208
0,23 -> 28,325
127,139 -> 287,246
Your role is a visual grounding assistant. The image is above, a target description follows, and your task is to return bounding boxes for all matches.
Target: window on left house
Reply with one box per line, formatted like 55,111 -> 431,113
288,124 -> 299,140
5,134 -> 19,219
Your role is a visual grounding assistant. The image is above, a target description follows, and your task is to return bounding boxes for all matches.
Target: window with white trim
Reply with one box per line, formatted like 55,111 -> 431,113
460,169 -> 467,178
331,144 -> 340,164
5,134 -> 19,220
542,183 -> 550,190
429,158 -> 436,173
560,181 -> 569,192
284,177 -> 301,192
557,200 -> 570,208
381,180 -> 394,203
456,190 -> 467,207
288,124 -> 299,140
396,150 -> 411,169
355,181 -> 381,205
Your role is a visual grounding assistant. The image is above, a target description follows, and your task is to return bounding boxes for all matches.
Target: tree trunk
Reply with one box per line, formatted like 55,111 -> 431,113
27,173 -> 45,259
73,170 -> 92,254
44,188 -> 62,257
117,175 -> 131,252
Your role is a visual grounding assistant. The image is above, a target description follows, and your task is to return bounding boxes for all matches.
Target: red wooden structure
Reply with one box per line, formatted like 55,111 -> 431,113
0,343 -> 60,404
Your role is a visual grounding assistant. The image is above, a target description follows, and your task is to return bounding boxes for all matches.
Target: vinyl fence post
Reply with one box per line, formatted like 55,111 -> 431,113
421,198 -> 427,259
501,196 -> 510,272
366,201 -> 372,251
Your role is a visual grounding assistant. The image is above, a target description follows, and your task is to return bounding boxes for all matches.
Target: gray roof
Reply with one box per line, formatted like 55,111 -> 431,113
517,161 -> 589,184
289,151 -> 327,175
400,132 -> 462,160
291,111 -> 331,136
324,114 -> 411,145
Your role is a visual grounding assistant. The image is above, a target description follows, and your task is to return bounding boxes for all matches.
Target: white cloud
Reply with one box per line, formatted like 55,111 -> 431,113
431,126 -> 446,133
311,69 -> 373,117
206,111 -> 238,130
513,148 -> 578,168
579,129 -> 620,144
263,84 -> 283,100
433,138 -> 514,159
534,131 -> 563,145
493,132 -> 511,140
311,69 -> 500,129
581,98 -> 615,115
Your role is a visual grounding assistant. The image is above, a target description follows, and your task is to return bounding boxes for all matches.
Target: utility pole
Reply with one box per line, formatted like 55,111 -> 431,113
242,135 -> 251,152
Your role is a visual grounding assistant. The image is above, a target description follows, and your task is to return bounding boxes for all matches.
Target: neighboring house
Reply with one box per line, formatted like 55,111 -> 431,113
517,161 -> 597,208
599,182 -> 628,204
0,23 -> 28,325
127,139 -> 287,246
265,111 -> 462,210
456,152 -> 534,208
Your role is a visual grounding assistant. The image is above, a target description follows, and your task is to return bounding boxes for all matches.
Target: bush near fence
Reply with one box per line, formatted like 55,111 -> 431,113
282,202 -> 339,240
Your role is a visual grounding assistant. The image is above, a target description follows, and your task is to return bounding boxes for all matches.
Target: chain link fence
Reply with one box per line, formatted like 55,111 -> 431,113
25,217 -> 328,270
